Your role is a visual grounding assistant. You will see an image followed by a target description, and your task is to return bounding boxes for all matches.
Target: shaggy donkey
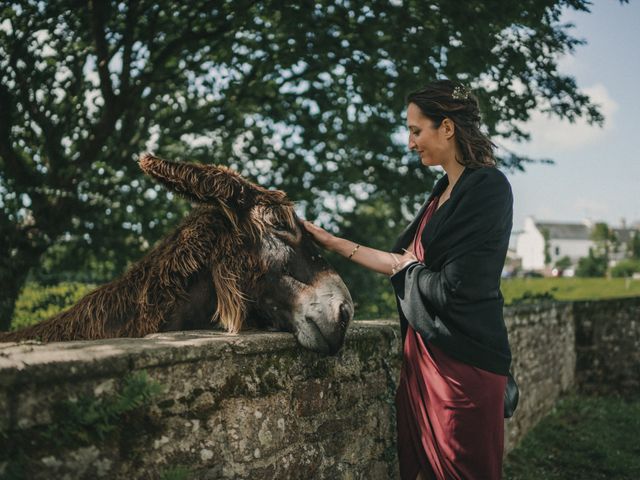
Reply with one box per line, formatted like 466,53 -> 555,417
0,153 -> 354,354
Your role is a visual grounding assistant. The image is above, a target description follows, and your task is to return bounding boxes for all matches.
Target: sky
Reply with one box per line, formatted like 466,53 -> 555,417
500,1 -> 640,236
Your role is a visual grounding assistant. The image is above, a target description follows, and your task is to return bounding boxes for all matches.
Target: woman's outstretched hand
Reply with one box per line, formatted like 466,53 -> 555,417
303,220 -> 418,276
302,220 -> 336,251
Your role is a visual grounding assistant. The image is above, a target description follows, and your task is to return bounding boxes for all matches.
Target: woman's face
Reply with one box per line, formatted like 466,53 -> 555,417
406,102 -> 450,167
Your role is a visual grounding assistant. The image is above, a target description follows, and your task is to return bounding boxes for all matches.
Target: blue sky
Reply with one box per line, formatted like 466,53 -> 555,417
501,1 -> 639,235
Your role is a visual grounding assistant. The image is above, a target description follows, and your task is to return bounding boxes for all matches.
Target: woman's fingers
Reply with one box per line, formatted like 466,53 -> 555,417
303,220 -> 327,240
302,220 -> 337,251
302,220 -> 319,234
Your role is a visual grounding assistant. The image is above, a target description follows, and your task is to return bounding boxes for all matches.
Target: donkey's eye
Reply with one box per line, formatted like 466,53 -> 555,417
273,223 -> 291,232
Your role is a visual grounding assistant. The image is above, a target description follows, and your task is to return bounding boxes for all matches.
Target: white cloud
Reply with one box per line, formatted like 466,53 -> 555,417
572,196 -> 610,219
503,83 -> 618,155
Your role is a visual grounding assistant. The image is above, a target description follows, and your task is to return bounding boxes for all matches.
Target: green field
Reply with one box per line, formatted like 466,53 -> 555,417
503,393 -> 640,479
501,277 -> 640,305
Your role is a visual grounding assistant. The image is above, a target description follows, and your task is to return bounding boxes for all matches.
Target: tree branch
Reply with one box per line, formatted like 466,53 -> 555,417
0,83 -> 38,188
89,0 -> 115,104
120,0 -> 138,92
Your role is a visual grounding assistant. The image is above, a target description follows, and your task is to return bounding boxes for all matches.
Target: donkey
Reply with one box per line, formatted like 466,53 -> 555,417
0,153 -> 354,354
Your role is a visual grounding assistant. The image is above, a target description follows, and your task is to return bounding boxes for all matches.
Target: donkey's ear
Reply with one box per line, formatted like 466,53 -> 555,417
139,152 -> 288,210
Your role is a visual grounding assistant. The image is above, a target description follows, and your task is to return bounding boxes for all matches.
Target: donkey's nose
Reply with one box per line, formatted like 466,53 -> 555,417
338,302 -> 352,332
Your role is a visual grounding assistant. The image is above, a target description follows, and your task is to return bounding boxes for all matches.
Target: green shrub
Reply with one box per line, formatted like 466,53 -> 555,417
575,248 -> 608,277
12,282 -> 97,330
611,258 -> 640,278
554,255 -> 572,270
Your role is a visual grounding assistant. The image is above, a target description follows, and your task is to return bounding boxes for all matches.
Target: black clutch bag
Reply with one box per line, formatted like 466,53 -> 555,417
504,371 -> 519,418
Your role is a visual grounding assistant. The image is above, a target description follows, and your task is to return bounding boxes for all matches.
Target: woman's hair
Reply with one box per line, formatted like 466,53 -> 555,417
406,79 -> 496,168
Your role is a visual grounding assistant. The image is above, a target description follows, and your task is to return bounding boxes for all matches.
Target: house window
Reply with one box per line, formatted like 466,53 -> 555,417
555,247 -> 560,255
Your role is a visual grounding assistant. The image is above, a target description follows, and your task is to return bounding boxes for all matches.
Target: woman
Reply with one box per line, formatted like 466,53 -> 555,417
303,79 -> 513,480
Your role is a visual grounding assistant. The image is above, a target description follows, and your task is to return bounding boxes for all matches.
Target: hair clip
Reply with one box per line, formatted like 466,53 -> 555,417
452,85 -> 471,100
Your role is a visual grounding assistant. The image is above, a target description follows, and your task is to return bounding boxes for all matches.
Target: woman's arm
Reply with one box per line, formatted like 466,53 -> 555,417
302,221 -> 416,276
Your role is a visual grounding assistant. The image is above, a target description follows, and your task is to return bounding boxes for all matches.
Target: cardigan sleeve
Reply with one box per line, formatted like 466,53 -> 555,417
390,169 -> 513,324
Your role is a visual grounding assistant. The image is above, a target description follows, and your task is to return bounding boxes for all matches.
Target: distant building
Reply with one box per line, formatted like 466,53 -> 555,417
515,216 -> 639,273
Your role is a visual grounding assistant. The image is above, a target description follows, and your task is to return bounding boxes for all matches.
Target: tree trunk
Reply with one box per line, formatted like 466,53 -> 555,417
0,252 -> 40,331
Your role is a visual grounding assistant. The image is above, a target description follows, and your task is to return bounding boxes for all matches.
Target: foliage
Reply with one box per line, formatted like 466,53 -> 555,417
610,258 -> 640,278
628,231 -> 640,259
554,255 -> 572,270
509,289 -> 557,305
0,0 -> 617,329
503,393 -> 640,479
541,227 -> 552,265
160,466 -> 194,480
575,247 -> 608,277
0,370 -> 163,479
501,277 -> 640,304
43,370 -> 163,447
11,281 -> 96,330
590,222 -> 615,261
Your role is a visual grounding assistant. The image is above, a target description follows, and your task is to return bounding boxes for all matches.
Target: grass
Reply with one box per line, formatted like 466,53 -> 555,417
503,393 -> 640,480
501,277 -> 640,305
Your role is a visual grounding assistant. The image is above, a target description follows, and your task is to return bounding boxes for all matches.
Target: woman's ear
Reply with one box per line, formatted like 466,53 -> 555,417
441,118 -> 456,139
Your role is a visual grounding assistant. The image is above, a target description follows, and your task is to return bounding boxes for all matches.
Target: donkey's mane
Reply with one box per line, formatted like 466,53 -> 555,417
1,156 -> 299,343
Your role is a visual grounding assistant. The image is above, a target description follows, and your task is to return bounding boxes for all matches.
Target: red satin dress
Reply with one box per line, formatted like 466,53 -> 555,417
395,195 -> 507,480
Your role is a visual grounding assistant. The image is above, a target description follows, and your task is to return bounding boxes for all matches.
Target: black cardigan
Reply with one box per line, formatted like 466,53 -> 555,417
390,165 -> 513,375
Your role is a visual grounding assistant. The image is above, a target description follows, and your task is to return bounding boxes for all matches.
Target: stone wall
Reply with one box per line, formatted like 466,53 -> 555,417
0,322 -> 403,480
1,298 -> 639,479
574,297 -> 640,395
502,301 -> 576,452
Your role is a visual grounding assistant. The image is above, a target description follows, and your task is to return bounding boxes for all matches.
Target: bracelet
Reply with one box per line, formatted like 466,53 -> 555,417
348,243 -> 360,260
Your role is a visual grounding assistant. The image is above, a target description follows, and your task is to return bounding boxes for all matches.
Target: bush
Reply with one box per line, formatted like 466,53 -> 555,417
575,248 -> 608,277
554,255 -> 572,270
12,282 -> 97,331
611,258 -> 640,278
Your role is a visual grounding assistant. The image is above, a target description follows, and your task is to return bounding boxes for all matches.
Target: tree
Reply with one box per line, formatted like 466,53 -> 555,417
628,231 -> 640,259
0,0 -> 622,329
541,227 -> 552,265
589,221 -> 615,266
576,247 -> 608,278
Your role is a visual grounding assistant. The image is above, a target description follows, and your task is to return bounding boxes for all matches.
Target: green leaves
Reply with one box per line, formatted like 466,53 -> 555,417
43,370 -> 163,447
0,0 -> 617,326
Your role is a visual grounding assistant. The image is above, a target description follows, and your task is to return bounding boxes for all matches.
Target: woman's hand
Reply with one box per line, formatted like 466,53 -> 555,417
302,220 -> 419,276
391,249 -> 419,276
302,220 -> 336,251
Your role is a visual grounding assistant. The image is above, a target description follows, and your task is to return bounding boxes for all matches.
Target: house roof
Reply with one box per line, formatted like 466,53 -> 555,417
535,222 -> 591,240
534,221 -> 639,242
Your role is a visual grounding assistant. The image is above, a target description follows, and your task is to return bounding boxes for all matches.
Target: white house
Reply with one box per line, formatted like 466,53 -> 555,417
516,217 -> 592,271
515,216 -> 640,273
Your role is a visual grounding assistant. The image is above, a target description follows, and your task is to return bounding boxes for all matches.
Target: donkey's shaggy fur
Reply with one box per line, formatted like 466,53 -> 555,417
1,154 -> 300,343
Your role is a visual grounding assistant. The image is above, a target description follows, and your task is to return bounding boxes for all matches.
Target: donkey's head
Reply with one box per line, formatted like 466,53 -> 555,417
139,153 -> 353,354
